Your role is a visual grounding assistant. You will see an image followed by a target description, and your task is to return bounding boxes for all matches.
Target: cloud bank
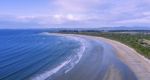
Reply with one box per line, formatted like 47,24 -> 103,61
0,0 -> 150,28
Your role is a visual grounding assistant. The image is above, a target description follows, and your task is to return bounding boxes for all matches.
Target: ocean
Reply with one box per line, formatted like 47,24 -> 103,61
0,30 -> 84,80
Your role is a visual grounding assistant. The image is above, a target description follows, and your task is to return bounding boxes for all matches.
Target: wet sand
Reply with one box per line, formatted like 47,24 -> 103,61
95,36 -> 150,80
48,34 -> 149,80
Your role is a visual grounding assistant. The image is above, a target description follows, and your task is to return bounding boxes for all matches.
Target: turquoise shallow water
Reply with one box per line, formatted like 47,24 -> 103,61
0,30 -> 81,80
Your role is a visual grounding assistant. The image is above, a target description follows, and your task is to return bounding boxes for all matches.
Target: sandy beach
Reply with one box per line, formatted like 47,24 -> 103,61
46,34 -> 150,80
1,32 -> 149,80
95,36 -> 150,80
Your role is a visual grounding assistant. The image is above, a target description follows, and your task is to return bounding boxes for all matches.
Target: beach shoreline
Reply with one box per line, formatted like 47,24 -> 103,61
75,34 -> 150,80
94,36 -> 150,80
34,33 -> 150,80
48,33 -> 143,80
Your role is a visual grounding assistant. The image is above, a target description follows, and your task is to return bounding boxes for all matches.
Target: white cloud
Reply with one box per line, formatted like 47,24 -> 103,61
50,0 -> 150,26
1,0 -> 150,28
115,16 -> 150,24
54,0 -> 100,13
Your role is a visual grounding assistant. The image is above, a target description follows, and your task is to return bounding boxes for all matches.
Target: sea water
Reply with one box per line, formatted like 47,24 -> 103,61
0,30 -> 84,80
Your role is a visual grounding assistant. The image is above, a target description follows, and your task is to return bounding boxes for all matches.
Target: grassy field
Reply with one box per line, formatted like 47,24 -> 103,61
59,31 -> 150,59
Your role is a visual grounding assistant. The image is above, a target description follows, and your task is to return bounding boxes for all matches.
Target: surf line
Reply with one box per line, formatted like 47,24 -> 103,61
30,34 -> 87,80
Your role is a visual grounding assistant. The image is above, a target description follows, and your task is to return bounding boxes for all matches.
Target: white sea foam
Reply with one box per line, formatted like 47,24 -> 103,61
30,60 -> 70,80
38,32 -> 50,35
30,33 -> 87,80
63,36 -> 86,73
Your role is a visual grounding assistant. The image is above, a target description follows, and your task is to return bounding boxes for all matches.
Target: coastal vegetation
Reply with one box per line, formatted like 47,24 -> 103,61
58,30 -> 150,59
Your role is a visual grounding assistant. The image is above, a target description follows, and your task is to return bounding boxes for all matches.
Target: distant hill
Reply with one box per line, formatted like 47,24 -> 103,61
99,26 -> 150,30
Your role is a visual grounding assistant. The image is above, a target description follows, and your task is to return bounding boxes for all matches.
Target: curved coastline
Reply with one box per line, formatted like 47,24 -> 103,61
54,34 -> 137,80
30,33 -> 87,80
66,34 -> 150,80
41,33 -> 138,80
95,36 -> 150,80
32,33 -> 150,80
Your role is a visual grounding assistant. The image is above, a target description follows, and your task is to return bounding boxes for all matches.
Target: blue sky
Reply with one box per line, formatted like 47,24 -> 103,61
0,0 -> 150,28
